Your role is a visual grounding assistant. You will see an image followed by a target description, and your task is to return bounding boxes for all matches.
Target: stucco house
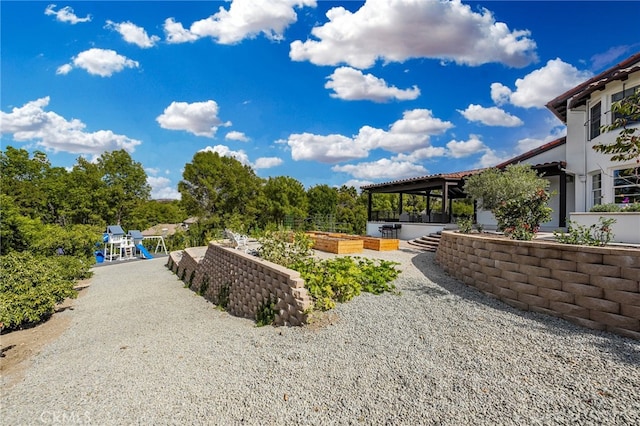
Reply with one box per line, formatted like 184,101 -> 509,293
363,52 -> 640,242
546,51 -> 640,211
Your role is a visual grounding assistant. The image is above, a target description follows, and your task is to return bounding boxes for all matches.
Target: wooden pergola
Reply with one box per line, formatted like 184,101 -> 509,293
361,160 -> 568,227
361,170 -> 482,224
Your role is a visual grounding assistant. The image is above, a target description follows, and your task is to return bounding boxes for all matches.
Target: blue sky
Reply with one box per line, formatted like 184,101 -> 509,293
2,1 -> 639,199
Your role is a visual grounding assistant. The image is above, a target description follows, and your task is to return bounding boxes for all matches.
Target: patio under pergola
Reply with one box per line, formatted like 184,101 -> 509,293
361,161 -> 568,240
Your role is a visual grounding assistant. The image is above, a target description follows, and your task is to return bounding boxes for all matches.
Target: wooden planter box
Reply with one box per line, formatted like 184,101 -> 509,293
338,234 -> 399,251
311,236 -> 364,254
362,237 -> 399,251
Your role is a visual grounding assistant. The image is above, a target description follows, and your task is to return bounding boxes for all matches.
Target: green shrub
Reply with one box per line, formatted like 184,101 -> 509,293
622,202 -> 640,212
258,231 -> 313,268
590,203 -> 621,212
255,296 -> 276,327
292,256 -> 400,311
456,216 -> 473,234
0,252 -> 88,330
554,217 -> 616,246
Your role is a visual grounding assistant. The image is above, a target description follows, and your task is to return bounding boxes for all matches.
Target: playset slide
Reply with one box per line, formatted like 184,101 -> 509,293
136,244 -> 154,259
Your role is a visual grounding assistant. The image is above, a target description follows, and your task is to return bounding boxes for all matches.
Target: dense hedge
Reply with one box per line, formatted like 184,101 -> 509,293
0,252 -> 92,331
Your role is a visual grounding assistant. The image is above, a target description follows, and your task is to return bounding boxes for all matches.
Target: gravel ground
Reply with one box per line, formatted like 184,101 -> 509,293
2,245 -> 639,425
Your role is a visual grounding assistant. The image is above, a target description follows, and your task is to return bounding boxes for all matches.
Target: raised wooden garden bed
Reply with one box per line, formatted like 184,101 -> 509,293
310,235 -> 364,254
362,237 -> 399,251
339,234 -> 399,251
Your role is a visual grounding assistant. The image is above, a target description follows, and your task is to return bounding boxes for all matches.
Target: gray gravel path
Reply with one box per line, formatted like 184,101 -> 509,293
2,247 -> 639,425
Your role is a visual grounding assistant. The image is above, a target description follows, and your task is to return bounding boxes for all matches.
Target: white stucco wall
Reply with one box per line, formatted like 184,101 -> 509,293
567,74 -> 640,212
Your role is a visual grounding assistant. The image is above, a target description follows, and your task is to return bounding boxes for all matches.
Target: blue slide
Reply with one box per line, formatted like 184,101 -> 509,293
136,244 -> 154,259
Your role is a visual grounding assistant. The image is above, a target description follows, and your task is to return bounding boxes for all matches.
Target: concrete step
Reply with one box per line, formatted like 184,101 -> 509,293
407,233 -> 441,252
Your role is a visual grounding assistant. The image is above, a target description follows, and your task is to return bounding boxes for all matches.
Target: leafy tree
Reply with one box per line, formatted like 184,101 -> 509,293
403,194 -> 426,214
593,91 -> 640,163
0,194 -> 42,254
97,150 -> 150,227
371,193 -> 394,216
335,185 -> 367,234
178,151 -> 262,230
128,199 -> 186,231
260,176 -> 308,226
307,184 -> 338,217
0,147 -> 51,219
464,164 -> 552,240
62,158 -> 109,226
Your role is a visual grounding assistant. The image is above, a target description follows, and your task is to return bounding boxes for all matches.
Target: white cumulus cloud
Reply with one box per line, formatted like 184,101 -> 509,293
148,176 -> 180,200
285,109 -> 452,163
45,4 -> 91,24
0,97 -> 141,155
491,58 -> 593,108
290,0 -> 537,69
225,130 -> 249,142
164,0 -> 316,45
286,133 -> 368,163
156,101 -> 230,137
325,67 -> 420,102
459,104 -> 523,127
253,157 -> 283,169
163,18 -> 199,43
105,20 -> 160,48
58,48 -> 139,77
446,136 -> 486,158
332,158 -> 428,180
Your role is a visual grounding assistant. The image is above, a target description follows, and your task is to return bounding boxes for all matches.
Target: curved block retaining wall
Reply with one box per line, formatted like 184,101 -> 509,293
168,243 -> 312,326
435,231 -> 640,340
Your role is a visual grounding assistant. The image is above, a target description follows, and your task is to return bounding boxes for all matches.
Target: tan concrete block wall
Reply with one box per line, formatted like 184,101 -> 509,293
167,243 -> 313,326
436,231 -> 640,340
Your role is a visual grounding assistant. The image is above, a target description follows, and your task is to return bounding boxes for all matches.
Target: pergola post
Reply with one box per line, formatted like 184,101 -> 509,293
367,191 -> 372,221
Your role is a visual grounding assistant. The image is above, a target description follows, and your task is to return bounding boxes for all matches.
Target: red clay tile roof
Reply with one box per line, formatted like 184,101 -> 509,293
360,168 -> 484,191
495,137 -> 566,169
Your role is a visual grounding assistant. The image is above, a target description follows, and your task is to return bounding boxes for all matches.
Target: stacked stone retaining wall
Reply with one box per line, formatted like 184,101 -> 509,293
168,243 -> 312,326
436,231 -> 640,340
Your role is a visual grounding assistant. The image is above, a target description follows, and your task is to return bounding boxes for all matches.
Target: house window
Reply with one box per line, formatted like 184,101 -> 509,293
613,167 -> 640,204
592,173 -> 602,206
590,102 -> 601,139
611,85 -> 640,122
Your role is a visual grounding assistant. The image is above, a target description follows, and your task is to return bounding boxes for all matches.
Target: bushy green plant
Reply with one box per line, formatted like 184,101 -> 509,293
258,231 -> 313,268
292,256 -> 400,311
0,252 -> 89,330
554,217 -> 616,246
456,216 -> 473,233
590,203 -> 621,212
465,164 -> 553,241
255,296 -> 276,327
494,189 -> 553,241
622,202 -> 640,212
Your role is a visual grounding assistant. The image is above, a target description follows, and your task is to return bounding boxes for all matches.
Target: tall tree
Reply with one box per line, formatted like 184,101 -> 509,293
307,184 -> 338,217
96,150 -> 150,227
261,176 -> 308,226
336,185 -> 367,235
178,151 -> 262,230
0,147 -> 51,219
63,158 -> 109,226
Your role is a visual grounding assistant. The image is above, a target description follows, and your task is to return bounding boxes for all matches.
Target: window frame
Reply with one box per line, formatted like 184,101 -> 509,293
611,84 -> 640,123
591,173 -> 602,207
589,101 -> 601,140
612,166 -> 640,204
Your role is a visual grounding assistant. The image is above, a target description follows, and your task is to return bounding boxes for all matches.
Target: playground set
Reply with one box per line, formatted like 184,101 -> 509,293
95,225 -> 168,263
